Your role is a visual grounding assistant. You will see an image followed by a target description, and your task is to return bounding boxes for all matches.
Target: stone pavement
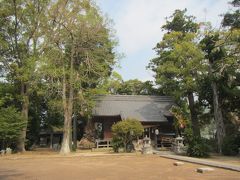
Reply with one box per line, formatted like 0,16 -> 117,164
154,152 -> 240,172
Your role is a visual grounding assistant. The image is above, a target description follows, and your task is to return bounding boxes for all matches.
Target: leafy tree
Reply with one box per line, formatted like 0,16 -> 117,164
39,0 -> 116,154
27,93 -> 64,149
141,81 -> 162,95
221,1 -> 240,134
200,28 -> 240,153
0,107 -> 26,149
101,71 -> 123,94
101,73 -> 159,95
111,118 -> 144,152
0,81 -> 27,150
220,31 -> 240,136
162,9 -> 198,33
149,33 -> 204,137
0,0 -> 49,152
149,9 -> 204,137
222,0 -> 240,29
118,79 -> 144,95
200,33 -> 226,152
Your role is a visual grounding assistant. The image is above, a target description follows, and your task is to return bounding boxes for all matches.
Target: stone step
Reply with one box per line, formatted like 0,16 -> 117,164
197,167 -> 215,173
173,161 -> 184,166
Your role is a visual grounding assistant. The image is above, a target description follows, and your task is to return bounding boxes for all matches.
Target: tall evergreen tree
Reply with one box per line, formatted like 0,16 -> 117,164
200,26 -> 240,153
149,9 -> 204,137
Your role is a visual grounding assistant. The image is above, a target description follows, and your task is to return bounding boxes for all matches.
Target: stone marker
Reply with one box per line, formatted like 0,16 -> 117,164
174,162 -> 184,166
197,167 -> 214,173
6,148 -> 12,155
142,137 -> 153,154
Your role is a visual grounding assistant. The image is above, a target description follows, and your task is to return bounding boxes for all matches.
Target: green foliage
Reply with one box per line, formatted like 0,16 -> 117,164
111,118 -> 144,152
100,71 -> 123,94
149,31 -> 204,98
0,107 -> 26,149
111,136 -> 124,153
187,136 -> 210,158
149,9 -> 204,137
101,72 -> 160,95
180,117 -> 194,145
222,134 -> 240,156
117,79 -> 160,95
162,9 -> 198,33
200,29 -> 240,151
222,0 -> 240,29
39,0 -> 117,112
0,0 -> 50,151
118,79 -> 145,95
38,0 -> 118,153
183,124 -> 210,157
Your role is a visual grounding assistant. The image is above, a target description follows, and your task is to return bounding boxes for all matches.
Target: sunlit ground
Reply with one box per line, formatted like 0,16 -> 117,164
0,152 -> 239,180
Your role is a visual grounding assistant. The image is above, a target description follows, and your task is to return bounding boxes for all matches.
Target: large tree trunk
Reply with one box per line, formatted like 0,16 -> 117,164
187,92 -> 200,137
211,81 -> 225,153
13,0 -> 28,152
208,61 -> 225,153
60,76 -> 73,154
60,106 -> 72,154
60,46 -> 74,154
72,114 -> 77,150
17,83 -> 29,152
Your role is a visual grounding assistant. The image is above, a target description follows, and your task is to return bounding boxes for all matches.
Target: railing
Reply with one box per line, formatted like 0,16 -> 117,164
160,137 -> 173,147
95,139 -> 112,148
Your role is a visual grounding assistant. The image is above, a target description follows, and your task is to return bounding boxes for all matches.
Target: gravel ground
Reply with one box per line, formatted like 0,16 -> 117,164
0,154 -> 239,180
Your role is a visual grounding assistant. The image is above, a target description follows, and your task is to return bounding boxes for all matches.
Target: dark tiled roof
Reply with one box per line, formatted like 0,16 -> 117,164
92,95 -> 174,122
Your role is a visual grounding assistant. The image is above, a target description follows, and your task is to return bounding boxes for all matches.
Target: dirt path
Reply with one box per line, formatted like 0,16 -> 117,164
0,154 -> 239,180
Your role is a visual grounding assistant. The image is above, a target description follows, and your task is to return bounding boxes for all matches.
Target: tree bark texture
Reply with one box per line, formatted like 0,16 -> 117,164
60,76 -> 73,154
208,61 -> 225,153
73,114 -> 77,150
17,83 -> 29,152
60,46 -> 74,154
211,81 -> 225,153
187,92 -> 200,137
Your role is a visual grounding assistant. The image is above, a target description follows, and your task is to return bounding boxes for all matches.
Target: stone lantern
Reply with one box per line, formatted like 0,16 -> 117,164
142,136 -> 153,154
172,136 -> 186,155
175,136 -> 184,146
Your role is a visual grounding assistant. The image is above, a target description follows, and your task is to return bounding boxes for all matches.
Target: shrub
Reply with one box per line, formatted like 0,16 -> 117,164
204,138 -> 218,153
111,136 -> 124,152
78,137 -> 95,149
111,118 -> 144,152
222,134 -> 240,156
187,136 -> 210,158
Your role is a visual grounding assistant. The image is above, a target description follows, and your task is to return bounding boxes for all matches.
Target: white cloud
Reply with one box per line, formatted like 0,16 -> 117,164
114,0 -> 229,55
97,0 -> 230,81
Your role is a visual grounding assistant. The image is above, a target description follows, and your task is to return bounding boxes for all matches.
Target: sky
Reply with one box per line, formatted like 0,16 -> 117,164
96,0 -> 231,81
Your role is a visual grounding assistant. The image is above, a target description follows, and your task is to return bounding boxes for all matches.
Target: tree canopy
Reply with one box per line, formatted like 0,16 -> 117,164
0,0 -> 118,154
149,6 -> 240,153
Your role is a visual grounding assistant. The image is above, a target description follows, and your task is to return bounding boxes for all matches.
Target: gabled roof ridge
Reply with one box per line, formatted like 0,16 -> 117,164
94,94 -> 174,102
96,94 -> 172,98
93,94 -> 175,122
